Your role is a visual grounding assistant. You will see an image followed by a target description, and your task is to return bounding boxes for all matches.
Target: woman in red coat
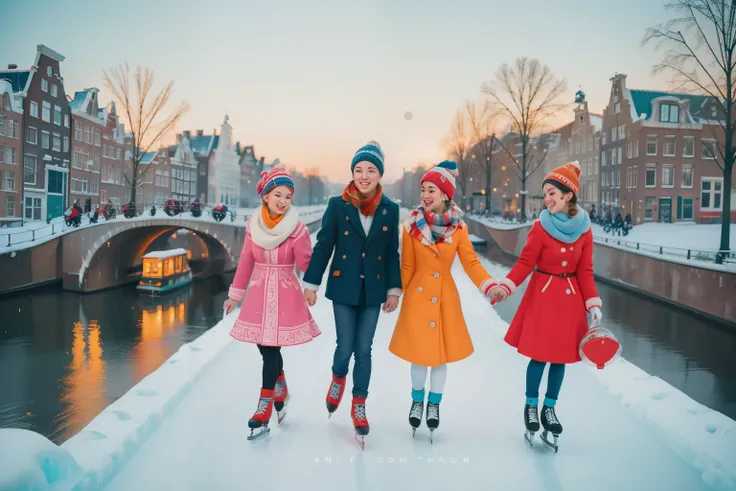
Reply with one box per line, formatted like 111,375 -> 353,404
491,161 -> 602,444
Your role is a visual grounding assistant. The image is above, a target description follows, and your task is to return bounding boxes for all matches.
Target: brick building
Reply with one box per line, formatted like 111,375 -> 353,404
0,79 -> 23,225
99,102 -> 128,207
601,74 -> 736,224
69,88 -> 103,212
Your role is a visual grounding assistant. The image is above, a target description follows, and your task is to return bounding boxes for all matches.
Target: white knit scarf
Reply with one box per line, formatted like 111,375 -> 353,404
248,205 -> 300,250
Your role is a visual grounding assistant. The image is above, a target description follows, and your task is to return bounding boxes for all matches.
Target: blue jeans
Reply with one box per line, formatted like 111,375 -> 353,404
332,303 -> 381,398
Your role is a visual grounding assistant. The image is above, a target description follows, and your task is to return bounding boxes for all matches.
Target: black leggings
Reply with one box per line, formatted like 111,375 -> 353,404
257,344 -> 283,390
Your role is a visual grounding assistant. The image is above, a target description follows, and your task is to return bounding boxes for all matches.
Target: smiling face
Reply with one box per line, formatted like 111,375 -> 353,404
352,161 -> 381,195
420,182 -> 447,213
543,182 -> 573,214
264,185 -> 293,216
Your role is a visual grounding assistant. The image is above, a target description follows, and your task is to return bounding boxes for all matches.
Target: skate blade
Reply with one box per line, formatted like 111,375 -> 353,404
247,426 -> 270,441
411,427 -> 417,438
354,433 -> 365,450
276,395 -> 290,425
429,429 -> 435,444
524,430 -> 536,448
541,430 -> 559,453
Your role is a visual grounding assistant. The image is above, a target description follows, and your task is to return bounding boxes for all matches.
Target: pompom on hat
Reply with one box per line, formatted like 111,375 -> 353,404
420,160 -> 458,200
351,140 -> 385,175
544,161 -> 581,195
256,164 -> 294,198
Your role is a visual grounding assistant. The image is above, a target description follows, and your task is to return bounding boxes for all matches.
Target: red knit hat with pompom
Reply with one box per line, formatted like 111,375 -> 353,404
544,161 -> 581,195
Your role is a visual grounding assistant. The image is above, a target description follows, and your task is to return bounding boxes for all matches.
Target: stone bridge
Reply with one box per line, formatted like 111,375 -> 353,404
0,210 -> 325,295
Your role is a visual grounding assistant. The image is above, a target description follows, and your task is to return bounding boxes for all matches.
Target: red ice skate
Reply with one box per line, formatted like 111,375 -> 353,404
352,396 -> 370,449
325,373 -> 346,416
274,371 -> 290,424
247,388 -> 274,441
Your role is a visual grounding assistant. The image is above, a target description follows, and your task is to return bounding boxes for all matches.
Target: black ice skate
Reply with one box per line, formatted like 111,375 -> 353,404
426,402 -> 440,444
409,400 -> 424,437
523,404 -> 540,448
540,405 -> 562,453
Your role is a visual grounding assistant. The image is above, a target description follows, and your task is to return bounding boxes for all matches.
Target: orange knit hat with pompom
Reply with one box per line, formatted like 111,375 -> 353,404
544,161 -> 581,195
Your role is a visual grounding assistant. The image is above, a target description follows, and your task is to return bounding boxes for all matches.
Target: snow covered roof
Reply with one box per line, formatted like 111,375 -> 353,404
143,248 -> 188,259
0,79 -> 23,113
0,70 -> 31,93
629,89 -> 713,122
139,151 -> 157,164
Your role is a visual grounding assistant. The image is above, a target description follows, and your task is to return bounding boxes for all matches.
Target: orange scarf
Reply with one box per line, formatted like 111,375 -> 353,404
342,182 -> 383,216
261,205 -> 286,229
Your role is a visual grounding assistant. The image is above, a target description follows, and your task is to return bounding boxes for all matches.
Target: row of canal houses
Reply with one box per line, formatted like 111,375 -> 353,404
0,45 -> 273,227
456,73 -> 736,224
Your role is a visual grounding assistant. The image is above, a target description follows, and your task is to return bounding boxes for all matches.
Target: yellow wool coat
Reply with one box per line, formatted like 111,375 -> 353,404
388,223 -> 497,367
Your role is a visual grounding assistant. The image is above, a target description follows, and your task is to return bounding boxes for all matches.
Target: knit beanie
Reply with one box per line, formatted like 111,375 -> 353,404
544,161 -> 581,195
420,160 -> 458,200
351,140 -> 384,175
256,165 -> 294,198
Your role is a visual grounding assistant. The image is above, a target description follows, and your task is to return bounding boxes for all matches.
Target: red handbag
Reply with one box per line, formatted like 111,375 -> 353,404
579,323 -> 621,369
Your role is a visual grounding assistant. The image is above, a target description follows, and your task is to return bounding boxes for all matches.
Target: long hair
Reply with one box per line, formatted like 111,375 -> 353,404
543,179 -> 578,218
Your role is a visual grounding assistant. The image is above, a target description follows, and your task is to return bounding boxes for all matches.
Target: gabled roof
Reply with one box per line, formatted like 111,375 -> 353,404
629,89 -> 712,122
0,70 -> 31,93
188,134 -> 218,156
68,90 -> 89,111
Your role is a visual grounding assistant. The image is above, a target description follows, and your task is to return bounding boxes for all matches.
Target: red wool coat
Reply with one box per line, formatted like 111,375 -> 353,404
500,220 -> 602,364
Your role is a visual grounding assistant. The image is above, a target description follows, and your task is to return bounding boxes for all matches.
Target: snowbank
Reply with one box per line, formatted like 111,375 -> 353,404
481,256 -> 736,491
58,308 -> 240,490
0,429 -> 84,491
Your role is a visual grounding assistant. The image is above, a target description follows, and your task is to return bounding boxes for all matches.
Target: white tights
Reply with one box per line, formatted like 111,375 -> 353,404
411,363 -> 447,394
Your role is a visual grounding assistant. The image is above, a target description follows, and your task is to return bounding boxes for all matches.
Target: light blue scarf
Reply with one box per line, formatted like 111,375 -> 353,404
539,206 -> 590,244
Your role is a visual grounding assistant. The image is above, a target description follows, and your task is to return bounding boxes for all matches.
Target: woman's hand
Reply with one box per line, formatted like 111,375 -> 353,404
304,289 -> 317,307
589,307 -> 603,323
223,298 -> 238,314
383,295 -> 399,313
489,286 -> 508,305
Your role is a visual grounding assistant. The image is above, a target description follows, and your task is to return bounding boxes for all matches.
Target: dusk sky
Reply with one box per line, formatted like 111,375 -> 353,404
2,0 -> 676,183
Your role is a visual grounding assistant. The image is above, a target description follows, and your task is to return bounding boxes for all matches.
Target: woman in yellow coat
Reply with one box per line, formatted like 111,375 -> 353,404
388,160 -> 499,438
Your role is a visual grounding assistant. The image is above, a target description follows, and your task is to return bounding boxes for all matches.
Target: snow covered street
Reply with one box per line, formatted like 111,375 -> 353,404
98,251 -> 726,491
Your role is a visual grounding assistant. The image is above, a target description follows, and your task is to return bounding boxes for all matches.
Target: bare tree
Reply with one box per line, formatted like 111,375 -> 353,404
644,0 -> 735,262
445,108 -> 473,203
482,57 -> 567,221
103,63 -> 190,207
465,100 -> 497,214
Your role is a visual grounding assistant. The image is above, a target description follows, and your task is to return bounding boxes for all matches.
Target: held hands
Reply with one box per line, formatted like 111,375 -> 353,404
223,298 -> 238,314
488,285 -> 509,305
304,289 -> 317,307
382,295 -> 399,313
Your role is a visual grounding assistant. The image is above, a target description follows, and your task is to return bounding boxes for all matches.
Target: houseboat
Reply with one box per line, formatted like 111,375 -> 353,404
137,248 -> 193,295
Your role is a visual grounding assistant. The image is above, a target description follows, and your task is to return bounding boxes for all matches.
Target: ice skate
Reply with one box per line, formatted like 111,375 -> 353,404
409,388 -> 424,438
325,373 -> 346,418
426,402 -> 440,444
352,396 -> 369,450
523,403 -> 540,448
274,371 -> 290,425
540,405 -> 562,453
247,388 -> 274,441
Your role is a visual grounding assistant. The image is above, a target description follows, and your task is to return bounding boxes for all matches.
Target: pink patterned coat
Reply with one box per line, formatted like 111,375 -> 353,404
228,221 -> 321,346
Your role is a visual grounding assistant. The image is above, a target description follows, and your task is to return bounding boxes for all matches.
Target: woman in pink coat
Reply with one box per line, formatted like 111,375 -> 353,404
223,165 -> 321,439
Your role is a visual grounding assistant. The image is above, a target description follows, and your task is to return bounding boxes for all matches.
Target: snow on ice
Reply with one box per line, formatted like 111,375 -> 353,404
1,231 -> 735,491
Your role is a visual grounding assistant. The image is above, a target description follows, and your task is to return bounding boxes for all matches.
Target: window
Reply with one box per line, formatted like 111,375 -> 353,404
662,165 -> 674,187
663,136 -> 676,156
0,115 -> 4,135
615,102 -> 620,114
681,164 -> 693,188
24,196 -> 42,220
701,178 -> 723,210
6,198 -> 15,217
52,133 -> 61,152
42,101 -> 51,122
24,154 -> 37,185
30,101 -> 39,118
41,79 -> 48,92
46,66 -> 52,77
51,84 -> 57,97
26,126 -> 37,144
702,139 -> 717,159
634,140 -> 639,158
54,105 -> 62,126
6,147 -> 16,164
75,121 -> 83,141
41,131 -> 50,149
64,114 -> 69,128
711,105 -> 717,118
84,125 -> 91,144
633,165 -> 638,188
660,103 -> 679,123
647,135 -> 657,155
5,170 -> 14,191
646,164 -> 657,187
63,136 -> 69,153
95,129 -> 101,146
9,120 -> 17,138
683,136 -> 694,157
627,141 -> 632,158
645,197 -> 656,220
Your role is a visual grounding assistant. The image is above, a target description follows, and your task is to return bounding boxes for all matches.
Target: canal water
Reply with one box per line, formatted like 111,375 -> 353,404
1,243 -> 734,446
0,274 -> 231,444
479,243 -> 736,422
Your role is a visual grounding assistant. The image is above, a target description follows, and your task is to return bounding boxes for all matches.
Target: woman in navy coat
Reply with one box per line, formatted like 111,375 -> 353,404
303,140 -> 401,441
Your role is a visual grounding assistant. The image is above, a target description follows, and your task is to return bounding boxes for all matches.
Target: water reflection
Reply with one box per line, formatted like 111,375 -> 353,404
481,244 -> 736,420
0,275 -> 230,443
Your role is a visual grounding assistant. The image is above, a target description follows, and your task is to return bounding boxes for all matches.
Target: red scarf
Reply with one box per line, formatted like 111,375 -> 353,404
342,182 -> 383,216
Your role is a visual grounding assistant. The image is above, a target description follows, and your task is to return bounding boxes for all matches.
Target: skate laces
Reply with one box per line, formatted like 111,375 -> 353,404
410,401 -> 423,418
427,403 -> 439,420
255,398 -> 270,415
329,381 -> 342,400
544,407 -> 559,425
527,406 -> 539,423
275,382 -> 286,399
353,403 -> 366,421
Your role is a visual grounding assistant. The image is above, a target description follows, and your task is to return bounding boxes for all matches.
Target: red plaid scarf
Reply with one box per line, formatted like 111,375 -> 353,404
342,182 -> 383,216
